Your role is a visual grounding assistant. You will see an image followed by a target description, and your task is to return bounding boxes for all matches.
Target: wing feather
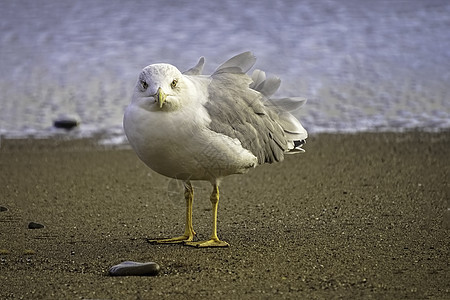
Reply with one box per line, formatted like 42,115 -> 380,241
183,57 -> 205,75
203,52 -> 307,164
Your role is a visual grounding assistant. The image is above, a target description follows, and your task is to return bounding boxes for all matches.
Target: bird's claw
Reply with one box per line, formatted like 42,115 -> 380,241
184,239 -> 230,248
147,234 -> 195,244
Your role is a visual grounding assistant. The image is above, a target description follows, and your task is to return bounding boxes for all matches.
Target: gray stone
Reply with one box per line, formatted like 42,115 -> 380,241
109,261 -> 160,276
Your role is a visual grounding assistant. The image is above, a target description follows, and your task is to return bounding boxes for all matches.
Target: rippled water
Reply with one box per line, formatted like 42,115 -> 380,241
1,0 -> 449,143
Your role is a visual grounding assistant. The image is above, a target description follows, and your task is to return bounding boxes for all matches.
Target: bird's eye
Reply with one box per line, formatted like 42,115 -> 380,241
171,79 -> 178,89
141,80 -> 148,90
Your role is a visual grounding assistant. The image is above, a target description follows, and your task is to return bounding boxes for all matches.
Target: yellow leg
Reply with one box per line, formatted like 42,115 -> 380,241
148,181 -> 196,244
185,184 -> 229,247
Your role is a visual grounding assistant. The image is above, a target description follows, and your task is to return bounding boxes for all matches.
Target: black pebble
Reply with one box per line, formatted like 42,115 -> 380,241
53,119 -> 79,130
28,222 -> 45,229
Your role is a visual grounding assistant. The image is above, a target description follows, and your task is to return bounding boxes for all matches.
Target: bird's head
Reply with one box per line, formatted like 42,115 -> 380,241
132,63 -> 185,111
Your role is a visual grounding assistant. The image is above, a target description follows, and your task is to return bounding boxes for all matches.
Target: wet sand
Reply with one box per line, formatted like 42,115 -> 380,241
0,132 -> 449,299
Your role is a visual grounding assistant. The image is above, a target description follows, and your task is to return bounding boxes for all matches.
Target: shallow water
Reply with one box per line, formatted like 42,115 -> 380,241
1,0 -> 449,143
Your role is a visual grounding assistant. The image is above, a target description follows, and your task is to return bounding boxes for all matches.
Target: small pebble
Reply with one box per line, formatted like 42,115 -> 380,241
53,119 -> 79,130
0,206 -> 8,212
28,222 -> 45,229
109,261 -> 160,276
24,249 -> 36,255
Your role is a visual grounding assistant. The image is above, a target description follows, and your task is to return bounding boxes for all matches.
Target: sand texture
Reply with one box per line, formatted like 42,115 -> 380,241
0,132 -> 449,299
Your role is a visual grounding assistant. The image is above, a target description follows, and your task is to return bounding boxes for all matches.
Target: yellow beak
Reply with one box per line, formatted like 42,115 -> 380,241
156,87 -> 166,108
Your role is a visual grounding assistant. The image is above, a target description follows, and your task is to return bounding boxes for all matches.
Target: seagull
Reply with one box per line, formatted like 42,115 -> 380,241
123,52 -> 307,247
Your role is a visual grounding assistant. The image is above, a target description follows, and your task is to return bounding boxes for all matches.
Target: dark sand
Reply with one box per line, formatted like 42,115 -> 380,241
0,132 -> 449,299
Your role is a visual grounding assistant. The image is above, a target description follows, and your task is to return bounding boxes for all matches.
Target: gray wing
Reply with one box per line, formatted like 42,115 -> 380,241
204,52 -> 307,164
183,57 -> 205,75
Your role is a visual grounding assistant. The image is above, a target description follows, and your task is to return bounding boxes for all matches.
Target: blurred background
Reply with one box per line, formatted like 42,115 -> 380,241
1,0 -> 449,144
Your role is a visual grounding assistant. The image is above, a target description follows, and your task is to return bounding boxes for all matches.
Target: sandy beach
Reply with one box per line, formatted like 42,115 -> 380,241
0,132 -> 449,299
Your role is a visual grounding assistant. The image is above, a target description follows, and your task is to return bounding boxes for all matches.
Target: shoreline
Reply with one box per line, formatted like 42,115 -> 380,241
1,132 -> 449,299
